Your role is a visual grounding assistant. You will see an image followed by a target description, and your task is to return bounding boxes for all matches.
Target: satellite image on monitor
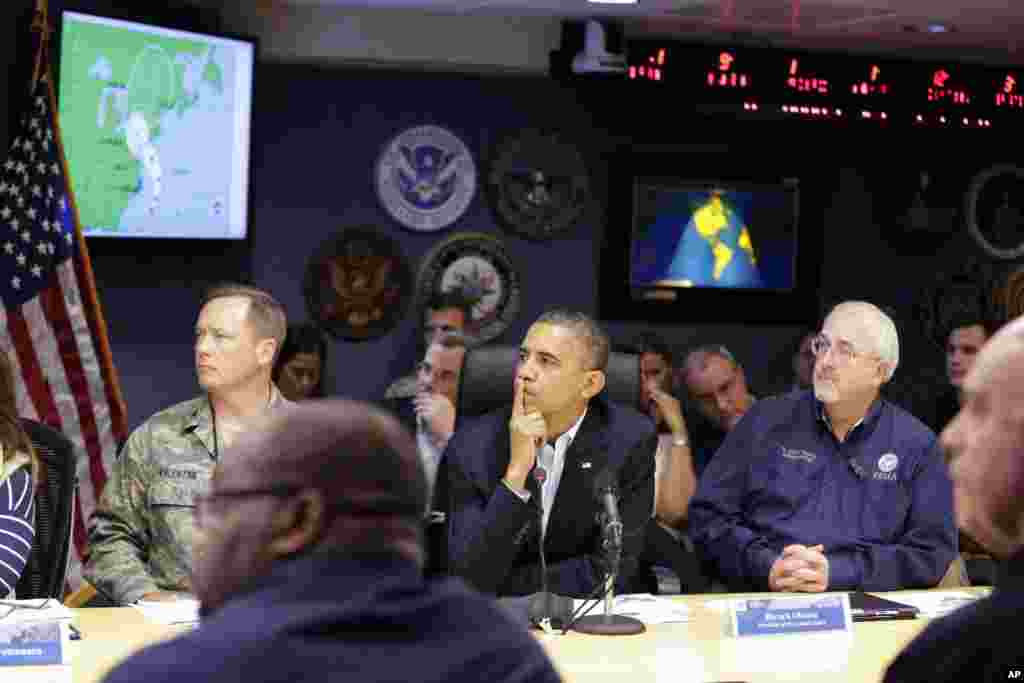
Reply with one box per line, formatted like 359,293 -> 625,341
630,184 -> 797,291
59,13 -> 250,238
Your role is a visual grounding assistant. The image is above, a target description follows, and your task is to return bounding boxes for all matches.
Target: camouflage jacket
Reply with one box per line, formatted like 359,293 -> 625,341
85,390 -> 288,604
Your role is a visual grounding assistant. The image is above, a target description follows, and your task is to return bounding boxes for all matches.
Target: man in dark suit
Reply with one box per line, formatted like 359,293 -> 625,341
447,309 -> 656,598
384,333 -> 466,576
885,316 -> 1024,682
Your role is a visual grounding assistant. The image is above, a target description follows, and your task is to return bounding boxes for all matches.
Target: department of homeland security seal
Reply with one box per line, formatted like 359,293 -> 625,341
304,226 -> 413,341
416,232 -> 520,344
376,125 -> 477,233
486,130 -> 590,241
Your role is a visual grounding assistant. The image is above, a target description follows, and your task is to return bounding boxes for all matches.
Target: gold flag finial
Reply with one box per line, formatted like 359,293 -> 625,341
30,0 -> 52,89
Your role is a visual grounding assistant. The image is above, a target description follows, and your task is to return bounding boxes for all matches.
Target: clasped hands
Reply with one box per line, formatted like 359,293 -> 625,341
768,544 -> 829,592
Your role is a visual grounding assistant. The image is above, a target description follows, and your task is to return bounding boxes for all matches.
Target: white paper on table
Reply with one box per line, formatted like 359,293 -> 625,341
4,665 -> 71,683
572,593 -> 690,624
703,597 -> 743,613
882,591 -> 985,617
0,600 -> 74,624
131,599 -> 200,625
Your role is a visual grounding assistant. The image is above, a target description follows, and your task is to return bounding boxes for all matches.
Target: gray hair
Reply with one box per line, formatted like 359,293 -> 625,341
828,301 -> 900,381
534,309 -> 610,371
685,344 -> 739,374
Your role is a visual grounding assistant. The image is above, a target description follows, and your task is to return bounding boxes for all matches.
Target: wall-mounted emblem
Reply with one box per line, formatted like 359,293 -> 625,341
486,130 -> 590,241
376,125 -> 477,233
965,164 -> 1024,260
416,232 -> 520,344
304,226 -> 413,341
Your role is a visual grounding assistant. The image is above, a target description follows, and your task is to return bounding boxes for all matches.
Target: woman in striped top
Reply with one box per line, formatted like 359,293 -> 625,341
0,350 -> 38,599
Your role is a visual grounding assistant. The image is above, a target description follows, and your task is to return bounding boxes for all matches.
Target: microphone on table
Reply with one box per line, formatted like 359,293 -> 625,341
528,441 -> 572,630
571,468 -> 645,636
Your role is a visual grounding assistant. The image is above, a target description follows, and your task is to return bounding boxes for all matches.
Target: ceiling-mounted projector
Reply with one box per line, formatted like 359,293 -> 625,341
571,20 -> 626,75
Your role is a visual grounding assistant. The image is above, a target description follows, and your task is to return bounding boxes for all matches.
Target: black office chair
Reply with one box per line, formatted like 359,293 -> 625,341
15,419 -> 77,600
456,345 -> 641,419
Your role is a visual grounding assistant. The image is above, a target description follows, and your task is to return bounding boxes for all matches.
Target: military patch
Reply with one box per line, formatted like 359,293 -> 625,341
486,130 -> 590,241
416,232 -> 520,345
304,226 -> 414,341
376,124 -> 477,233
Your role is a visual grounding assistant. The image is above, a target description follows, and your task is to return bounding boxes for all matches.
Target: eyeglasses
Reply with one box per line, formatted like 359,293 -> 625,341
810,334 -> 875,365
193,485 -> 300,529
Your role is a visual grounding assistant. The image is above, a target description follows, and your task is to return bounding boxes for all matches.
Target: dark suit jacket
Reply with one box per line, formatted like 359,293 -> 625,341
447,395 -> 656,598
380,397 -> 449,577
884,549 -> 1023,683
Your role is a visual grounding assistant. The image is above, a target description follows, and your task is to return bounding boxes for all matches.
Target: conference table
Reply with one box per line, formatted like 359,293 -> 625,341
66,589 -> 987,683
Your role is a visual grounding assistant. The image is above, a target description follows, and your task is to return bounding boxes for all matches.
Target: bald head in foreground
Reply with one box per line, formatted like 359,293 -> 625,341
100,400 -> 562,683
690,301 -> 957,592
885,318 -> 1024,682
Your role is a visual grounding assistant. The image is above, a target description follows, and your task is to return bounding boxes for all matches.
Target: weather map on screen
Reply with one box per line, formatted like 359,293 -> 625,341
629,181 -> 799,291
58,11 -> 254,239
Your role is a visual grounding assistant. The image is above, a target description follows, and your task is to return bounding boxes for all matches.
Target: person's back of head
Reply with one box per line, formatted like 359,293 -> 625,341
193,399 -> 427,616
942,317 -> 1024,559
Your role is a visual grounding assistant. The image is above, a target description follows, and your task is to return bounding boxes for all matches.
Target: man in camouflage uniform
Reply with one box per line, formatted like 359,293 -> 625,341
85,284 -> 290,604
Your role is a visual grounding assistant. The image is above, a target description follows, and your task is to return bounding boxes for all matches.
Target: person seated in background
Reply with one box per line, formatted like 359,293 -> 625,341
99,400 -> 562,683
680,345 -> 756,476
384,290 -> 472,401
635,333 -> 696,532
922,316 -> 995,435
690,301 -> 957,593
791,330 -> 816,391
922,315 -> 999,586
86,284 -> 291,604
629,333 -> 708,593
384,333 -> 467,576
884,317 -> 1024,683
447,310 -> 656,597
0,351 -> 39,599
272,322 -> 327,402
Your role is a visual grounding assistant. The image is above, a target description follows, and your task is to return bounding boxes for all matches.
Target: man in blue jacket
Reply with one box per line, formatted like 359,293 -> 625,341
447,309 -> 656,597
690,301 -> 957,592
100,399 -> 562,683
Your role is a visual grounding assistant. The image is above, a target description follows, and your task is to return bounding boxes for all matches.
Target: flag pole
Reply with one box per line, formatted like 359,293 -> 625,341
33,0 -> 129,435
30,0 -> 50,89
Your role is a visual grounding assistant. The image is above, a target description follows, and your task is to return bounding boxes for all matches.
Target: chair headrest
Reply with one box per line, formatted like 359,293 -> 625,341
457,345 -> 640,419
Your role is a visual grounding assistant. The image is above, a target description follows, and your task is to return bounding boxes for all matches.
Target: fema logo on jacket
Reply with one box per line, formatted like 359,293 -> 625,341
376,125 -> 477,232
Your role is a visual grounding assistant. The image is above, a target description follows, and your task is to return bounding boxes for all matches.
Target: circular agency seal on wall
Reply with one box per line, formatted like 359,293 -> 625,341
487,130 -> 590,241
965,163 -> 1024,260
376,125 -> 477,233
304,226 -> 413,341
416,232 -> 520,344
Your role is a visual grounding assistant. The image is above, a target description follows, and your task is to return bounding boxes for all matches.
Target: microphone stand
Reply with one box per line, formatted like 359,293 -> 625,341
571,514 -> 645,636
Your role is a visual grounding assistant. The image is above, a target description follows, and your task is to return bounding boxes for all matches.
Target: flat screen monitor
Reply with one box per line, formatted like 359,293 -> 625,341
58,10 -> 255,239
630,180 -> 800,291
599,147 -> 822,325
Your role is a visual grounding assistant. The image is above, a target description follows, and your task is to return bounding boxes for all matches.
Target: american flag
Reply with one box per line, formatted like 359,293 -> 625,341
1,14 -> 127,593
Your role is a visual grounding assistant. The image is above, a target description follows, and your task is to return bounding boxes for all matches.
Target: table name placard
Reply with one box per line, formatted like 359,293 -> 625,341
731,594 -> 852,637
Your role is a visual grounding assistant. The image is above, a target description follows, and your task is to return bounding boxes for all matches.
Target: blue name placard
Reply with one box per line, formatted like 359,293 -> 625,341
0,620 -> 66,666
731,594 -> 852,637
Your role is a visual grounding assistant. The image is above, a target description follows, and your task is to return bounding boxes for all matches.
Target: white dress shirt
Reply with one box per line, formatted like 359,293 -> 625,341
534,408 -> 588,537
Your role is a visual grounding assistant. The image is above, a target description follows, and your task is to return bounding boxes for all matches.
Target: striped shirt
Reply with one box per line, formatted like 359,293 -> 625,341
0,468 -> 34,598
